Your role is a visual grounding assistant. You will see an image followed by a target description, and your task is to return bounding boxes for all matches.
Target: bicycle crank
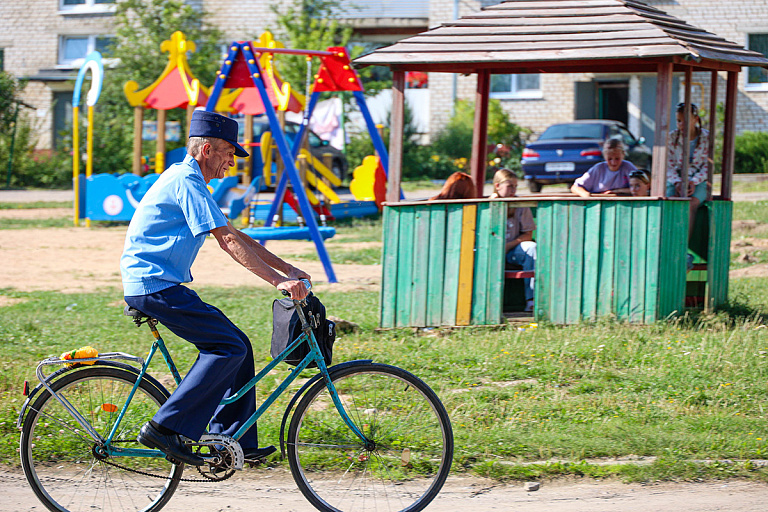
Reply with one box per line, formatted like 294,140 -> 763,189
191,433 -> 244,481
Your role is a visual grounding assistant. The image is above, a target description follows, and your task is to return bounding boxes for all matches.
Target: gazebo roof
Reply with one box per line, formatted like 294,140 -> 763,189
355,0 -> 768,73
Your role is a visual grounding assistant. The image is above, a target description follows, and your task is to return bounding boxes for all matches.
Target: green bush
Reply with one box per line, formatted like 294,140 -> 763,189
734,131 -> 768,174
432,99 -> 530,162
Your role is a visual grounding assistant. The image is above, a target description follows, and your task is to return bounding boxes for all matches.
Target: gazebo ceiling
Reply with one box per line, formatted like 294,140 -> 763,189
354,0 -> 768,73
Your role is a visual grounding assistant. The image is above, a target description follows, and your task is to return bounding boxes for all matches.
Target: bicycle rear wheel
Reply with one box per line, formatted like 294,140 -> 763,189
20,364 -> 183,512
287,363 -> 453,512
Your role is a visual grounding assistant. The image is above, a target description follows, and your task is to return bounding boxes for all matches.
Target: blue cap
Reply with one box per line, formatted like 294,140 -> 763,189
189,110 -> 248,158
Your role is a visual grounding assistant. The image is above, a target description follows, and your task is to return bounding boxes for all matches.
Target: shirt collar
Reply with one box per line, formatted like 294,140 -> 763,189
183,153 -> 205,180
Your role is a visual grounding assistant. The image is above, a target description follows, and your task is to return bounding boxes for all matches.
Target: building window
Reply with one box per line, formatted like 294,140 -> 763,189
747,33 -> 768,90
59,35 -> 114,67
490,74 -> 542,99
0,48 -> 4,72
60,0 -> 115,13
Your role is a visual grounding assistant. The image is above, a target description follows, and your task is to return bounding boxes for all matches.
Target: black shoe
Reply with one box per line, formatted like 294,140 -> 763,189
137,422 -> 206,466
243,445 -> 276,463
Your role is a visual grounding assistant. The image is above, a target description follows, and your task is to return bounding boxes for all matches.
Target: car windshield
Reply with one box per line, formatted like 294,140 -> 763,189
539,124 -> 605,140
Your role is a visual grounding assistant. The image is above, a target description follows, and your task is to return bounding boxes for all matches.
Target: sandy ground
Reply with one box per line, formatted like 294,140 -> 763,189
2,465 -> 768,512
4,190 -> 768,510
0,224 -> 380,294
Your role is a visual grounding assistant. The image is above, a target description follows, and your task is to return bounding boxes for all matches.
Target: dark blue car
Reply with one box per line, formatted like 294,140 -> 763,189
521,120 -> 652,193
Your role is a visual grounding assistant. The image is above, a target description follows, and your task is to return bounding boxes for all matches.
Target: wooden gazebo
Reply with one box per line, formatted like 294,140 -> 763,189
355,0 -> 768,326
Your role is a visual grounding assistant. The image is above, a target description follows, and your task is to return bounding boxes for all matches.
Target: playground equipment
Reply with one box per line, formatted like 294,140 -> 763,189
124,31 -> 209,174
205,40 -> 391,283
71,51 -> 103,227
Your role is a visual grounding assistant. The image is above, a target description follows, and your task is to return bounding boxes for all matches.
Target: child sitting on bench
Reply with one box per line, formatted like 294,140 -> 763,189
491,169 -> 536,312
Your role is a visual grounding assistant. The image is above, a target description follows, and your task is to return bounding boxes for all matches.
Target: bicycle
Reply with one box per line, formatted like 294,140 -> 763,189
17,281 -> 454,512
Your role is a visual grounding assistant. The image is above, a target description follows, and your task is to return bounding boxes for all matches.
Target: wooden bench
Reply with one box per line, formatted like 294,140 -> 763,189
504,270 -> 535,279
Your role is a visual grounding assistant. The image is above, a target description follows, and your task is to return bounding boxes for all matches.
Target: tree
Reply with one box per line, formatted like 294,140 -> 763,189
268,0 -> 388,98
84,0 -> 224,174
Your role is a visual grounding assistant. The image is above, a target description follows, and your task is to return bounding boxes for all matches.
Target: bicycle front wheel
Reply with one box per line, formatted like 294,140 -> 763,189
20,364 -> 183,512
287,363 -> 453,512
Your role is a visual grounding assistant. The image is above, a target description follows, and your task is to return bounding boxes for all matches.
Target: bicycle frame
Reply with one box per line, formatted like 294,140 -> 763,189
24,297 -> 368,461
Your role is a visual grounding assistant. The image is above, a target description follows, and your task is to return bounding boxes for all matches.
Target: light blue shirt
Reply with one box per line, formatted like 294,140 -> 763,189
121,155 -> 228,296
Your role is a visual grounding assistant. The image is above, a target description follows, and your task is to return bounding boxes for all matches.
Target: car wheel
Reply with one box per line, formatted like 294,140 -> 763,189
527,180 -> 542,193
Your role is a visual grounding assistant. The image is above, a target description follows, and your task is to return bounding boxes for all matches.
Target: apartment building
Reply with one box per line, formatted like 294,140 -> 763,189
1,0 -> 766,153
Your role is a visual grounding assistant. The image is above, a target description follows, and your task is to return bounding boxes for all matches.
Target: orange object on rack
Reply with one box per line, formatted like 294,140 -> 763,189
60,346 -> 99,366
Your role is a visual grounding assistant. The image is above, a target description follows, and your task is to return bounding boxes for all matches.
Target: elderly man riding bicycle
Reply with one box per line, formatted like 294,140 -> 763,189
120,110 -> 310,466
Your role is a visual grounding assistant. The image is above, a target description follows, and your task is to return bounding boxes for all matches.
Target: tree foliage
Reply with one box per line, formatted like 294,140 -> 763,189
432,99 -> 530,160
268,0 -> 388,98
83,0 -> 224,174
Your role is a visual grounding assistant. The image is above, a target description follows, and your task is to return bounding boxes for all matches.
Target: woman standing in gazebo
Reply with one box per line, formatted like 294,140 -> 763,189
666,102 -> 709,235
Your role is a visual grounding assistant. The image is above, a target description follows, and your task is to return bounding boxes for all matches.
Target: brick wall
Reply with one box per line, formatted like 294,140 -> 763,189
0,1 -> 117,149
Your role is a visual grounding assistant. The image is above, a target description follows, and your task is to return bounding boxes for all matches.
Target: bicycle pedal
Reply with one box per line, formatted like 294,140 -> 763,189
165,455 -> 183,466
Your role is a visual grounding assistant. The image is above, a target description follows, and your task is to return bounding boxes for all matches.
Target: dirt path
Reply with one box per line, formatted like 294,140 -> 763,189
3,465 -> 768,512
0,224 -> 380,294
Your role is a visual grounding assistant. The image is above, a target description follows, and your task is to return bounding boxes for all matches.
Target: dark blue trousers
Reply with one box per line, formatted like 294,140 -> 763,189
125,285 -> 259,450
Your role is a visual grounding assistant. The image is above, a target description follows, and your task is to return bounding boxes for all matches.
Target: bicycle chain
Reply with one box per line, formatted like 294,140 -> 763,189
98,455 -> 235,483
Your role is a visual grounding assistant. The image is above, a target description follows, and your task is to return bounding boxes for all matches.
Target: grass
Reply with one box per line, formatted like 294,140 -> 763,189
2,281 -> 768,484
0,201 -> 70,210
3,188 -> 768,483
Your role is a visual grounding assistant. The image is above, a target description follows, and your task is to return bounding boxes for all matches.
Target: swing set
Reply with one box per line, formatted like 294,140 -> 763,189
206,41 -> 390,283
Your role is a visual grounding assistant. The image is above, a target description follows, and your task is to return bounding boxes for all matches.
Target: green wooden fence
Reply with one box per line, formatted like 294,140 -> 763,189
380,199 -> 731,327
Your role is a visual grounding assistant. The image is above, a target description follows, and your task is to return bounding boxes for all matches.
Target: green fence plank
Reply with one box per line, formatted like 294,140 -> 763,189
581,202 -> 601,321
426,207 -> 447,326
643,202 -> 662,324
380,207 -> 400,328
629,202 -> 648,323
597,202 -> 616,318
395,206 -> 415,327
410,207 -> 431,326
565,202 -> 585,324
472,203 -> 491,325
442,204 -> 464,326
613,203 -> 632,320
708,201 -> 732,308
535,203 -> 553,320
550,202 -> 570,323
486,201 -> 506,324
660,201 -> 687,317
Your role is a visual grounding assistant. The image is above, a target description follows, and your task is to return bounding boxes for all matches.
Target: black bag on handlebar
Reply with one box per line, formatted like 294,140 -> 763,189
270,293 -> 335,368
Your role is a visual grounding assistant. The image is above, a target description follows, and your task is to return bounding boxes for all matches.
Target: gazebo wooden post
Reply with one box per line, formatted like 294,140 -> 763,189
707,70 -> 718,200
156,108 -> 166,173
387,69 -> 405,203
721,70 -> 738,200
132,106 -> 144,175
651,61 -> 673,197
680,66 -> 693,198
471,70 -> 490,197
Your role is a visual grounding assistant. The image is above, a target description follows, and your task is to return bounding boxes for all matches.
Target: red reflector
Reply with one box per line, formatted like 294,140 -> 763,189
522,148 -> 540,158
101,403 -> 119,413
580,149 -> 602,157
22,381 -> 29,396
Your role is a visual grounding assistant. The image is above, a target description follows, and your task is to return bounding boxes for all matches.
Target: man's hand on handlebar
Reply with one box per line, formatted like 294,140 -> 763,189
277,278 -> 310,300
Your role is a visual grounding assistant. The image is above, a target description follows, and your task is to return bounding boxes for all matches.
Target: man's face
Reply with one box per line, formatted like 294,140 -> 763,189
201,140 -> 235,183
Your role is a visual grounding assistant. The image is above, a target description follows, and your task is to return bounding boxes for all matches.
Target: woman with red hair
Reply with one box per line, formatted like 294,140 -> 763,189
430,172 -> 477,200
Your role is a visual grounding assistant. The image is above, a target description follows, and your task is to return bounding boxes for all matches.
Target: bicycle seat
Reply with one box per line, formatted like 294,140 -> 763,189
123,305 -> 151,321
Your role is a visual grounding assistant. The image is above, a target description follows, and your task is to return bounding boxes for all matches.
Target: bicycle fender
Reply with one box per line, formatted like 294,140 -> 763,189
16,360 -> 167,430
278,359 -> 373,458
